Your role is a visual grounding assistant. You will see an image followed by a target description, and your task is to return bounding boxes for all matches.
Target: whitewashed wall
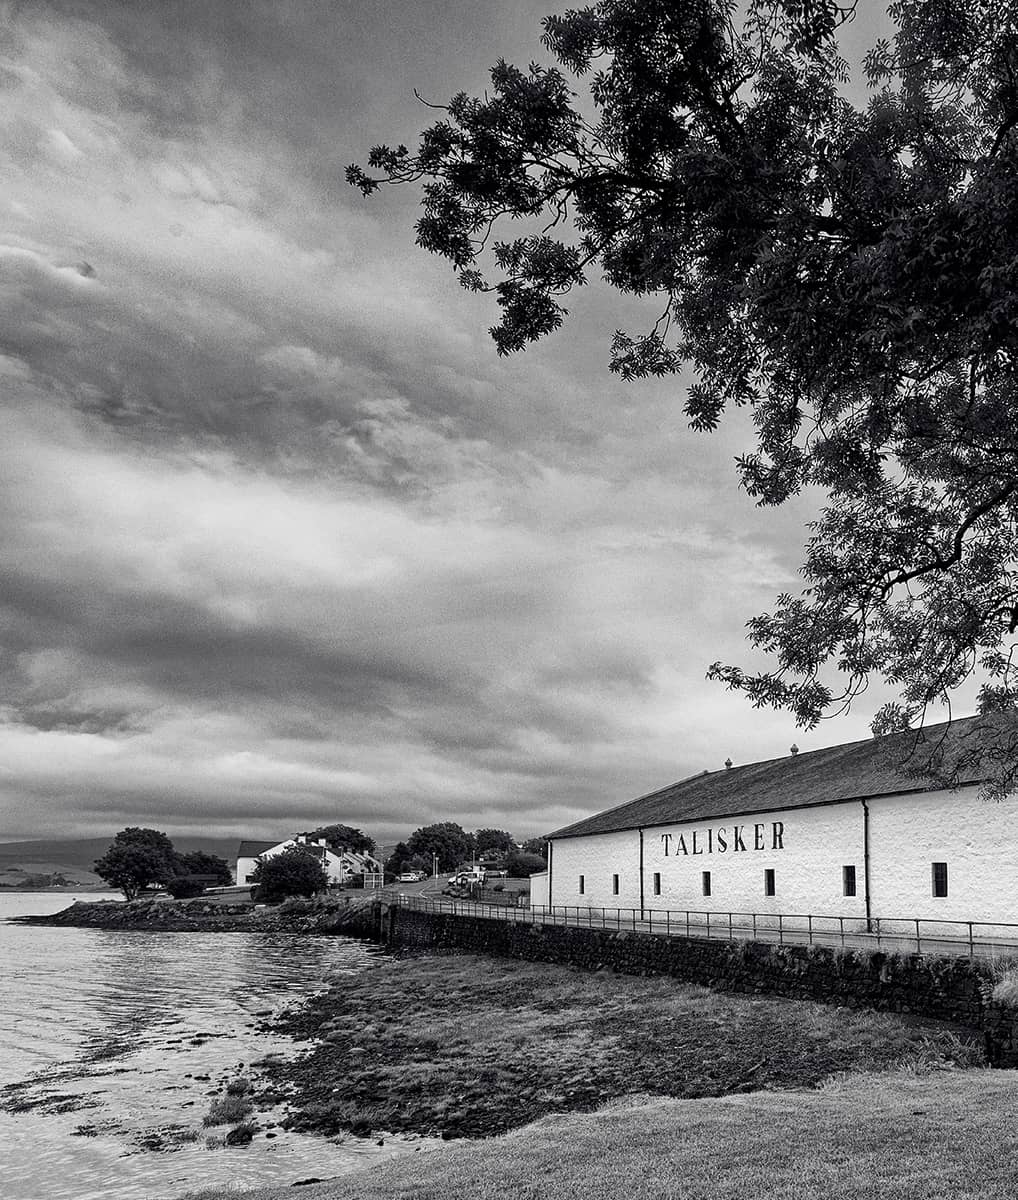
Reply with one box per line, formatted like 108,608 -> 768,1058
529,870 -> 550,908
551,803 -> 865,918
548,787 -> 1018,932
551,828 -> 644,909
236,855 -> 260,885
642,802 -> 865,918
869,787 -> 1018,931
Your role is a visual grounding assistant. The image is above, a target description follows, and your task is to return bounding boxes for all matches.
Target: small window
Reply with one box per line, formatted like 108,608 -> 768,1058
612,873 -> 619,896
843,865 -> 857,897
578,874 -> 585,895
652,872 -> 661,896
702,870 -> 711,897
764,868 -> 776,897
932,861 -> 948,898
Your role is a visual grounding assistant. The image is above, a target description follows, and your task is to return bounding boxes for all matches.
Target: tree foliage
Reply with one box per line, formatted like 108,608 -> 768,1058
521,836 -> 549,857
305,823 -> 376,857
177,850 -> 233,885
94,828 -> 179,900
474,828 -> 517,855
351,0 -> 1018,786
406,822 -> 476,869
93,829 -> 234,899
250,845 -> 329,902
507,850 -> 549,877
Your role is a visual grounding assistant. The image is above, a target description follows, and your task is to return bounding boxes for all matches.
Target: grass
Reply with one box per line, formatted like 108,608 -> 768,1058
178,1067 -> 1018,1200
202,1095 -> 254,1127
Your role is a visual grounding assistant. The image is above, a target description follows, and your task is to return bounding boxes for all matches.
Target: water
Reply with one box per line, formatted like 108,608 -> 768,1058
0,892 -> 425,1200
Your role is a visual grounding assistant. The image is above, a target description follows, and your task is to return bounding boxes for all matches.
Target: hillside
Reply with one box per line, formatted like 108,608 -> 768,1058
0,834 -> 241,888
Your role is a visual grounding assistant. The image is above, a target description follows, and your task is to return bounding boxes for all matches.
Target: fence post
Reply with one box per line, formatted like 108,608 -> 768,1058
706,911 -> 711,940
968,922 -> 974,960
752,912 -> 757,941
839,915 -> 844,951
729,911 -> 733,941
808,914 -> 813,946
686,910 -> 690,938
633,907 -> 637,931
915,918 -> 921,956
778,913 -> 783,945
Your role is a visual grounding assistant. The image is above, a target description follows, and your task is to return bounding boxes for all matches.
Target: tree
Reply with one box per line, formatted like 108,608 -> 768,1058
94,829 -> 178,900
249,846 -> 329,902
521,837 -> 548,857
351,0 -> 1018,792
406,822 -> 476,870
385,841 -> 413,874
305,823 -> 376,857
507,850 -> 548,877
176,850 -> 233,885
474,828 -> 516,856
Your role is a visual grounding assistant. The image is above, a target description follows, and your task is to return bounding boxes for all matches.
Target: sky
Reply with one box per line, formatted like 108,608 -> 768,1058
0,0 -> 919,847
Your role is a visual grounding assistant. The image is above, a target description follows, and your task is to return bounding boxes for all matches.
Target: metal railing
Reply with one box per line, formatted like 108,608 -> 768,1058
393,893 -> 1018,960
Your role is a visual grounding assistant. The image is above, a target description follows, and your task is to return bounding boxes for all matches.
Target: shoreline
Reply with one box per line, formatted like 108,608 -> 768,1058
10,894 -> 380,934
246,946 -> 985,1143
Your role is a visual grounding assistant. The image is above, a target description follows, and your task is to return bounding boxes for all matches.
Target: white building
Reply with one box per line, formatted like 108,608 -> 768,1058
531,716 -> 1018,936
235,834 -> 381,887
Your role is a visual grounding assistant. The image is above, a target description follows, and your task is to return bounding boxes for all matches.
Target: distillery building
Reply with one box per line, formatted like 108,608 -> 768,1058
530,715 -> 1018,935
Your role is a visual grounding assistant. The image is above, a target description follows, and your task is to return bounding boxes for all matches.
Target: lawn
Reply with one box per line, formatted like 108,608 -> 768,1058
180,1067 -> 1018,1200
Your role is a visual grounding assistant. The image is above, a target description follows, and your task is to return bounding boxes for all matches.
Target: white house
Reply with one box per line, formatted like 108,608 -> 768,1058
531,715 -> 1018,936
235,834 -> 381,887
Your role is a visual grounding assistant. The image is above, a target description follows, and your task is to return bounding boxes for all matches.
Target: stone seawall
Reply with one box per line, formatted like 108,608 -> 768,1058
382,904 -> 1018,1066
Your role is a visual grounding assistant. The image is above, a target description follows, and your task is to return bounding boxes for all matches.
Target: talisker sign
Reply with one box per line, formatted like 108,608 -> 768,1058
659,822 -> 784,856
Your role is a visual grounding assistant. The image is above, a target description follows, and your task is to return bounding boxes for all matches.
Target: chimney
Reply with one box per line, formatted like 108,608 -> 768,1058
725,757 -> 733,770
318,838 -> 327,847
790,744 -> 799,756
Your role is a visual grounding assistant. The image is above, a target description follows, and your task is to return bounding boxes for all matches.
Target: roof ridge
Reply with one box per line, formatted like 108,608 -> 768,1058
547,714 -> 989,841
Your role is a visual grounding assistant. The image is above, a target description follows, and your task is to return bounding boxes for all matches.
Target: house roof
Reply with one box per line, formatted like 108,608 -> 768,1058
236,840 -> 278,858
549,715 -> 1015,840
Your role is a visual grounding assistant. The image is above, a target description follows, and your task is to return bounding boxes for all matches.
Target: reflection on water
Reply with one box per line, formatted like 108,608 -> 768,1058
0,892 -> 425,1200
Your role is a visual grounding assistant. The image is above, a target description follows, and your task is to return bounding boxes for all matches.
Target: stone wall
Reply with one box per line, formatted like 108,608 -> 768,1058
384,904 -> 1018,1065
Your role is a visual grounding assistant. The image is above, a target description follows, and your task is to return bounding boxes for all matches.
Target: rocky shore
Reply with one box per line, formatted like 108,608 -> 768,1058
13,894 -> 379,934
247,948 -> 985,1143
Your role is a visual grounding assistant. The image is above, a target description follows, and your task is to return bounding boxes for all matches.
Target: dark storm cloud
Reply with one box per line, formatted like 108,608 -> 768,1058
0,1 -> 887,845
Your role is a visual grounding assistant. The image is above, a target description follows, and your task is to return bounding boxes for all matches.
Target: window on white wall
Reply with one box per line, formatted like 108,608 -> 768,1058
702,871 -> 711,897
932,862 -> 948,898
764,868 -> 776,897
652,872 -> 661,896
612,874 -> 619,896
578,875 -> 585,895
843,865 -> 857,897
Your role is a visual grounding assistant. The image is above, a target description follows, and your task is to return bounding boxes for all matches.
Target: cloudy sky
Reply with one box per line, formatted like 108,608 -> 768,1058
0,0 -> 919,847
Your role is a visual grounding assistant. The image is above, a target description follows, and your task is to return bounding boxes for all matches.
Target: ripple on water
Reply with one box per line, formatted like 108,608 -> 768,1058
0,892 -> 424,1200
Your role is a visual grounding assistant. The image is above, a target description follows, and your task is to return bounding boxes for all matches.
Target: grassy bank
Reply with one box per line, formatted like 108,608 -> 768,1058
250,949 -> 982,1141
181,1068 -> 1018,1200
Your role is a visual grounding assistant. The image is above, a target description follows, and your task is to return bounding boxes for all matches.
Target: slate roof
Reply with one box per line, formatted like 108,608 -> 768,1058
236,840 -> 278,858
549,715 -> 1014,840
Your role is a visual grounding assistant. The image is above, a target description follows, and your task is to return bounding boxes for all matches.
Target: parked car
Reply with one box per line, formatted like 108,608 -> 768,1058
448,868 -> 486,886
397,871 -> 426,882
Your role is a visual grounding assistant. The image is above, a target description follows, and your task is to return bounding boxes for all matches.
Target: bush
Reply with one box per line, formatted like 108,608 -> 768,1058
249,845 -> 329,902
166,876 -> 207,899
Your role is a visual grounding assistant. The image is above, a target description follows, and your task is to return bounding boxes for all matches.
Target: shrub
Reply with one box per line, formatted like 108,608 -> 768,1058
166,876 -> 207,899
249,845 -> 329,902
992,971 -> 1018,1006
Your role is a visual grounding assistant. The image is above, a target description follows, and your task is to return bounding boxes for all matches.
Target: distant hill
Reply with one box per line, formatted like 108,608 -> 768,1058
0,835 -> 242,884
